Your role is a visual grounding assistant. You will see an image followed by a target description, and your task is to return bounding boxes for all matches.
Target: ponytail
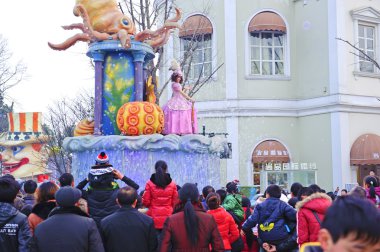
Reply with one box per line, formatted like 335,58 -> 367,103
369,181 -> 376,199
154,160 -> 168,188
365,176 -> 378,199
178,183 -> 201,245
184,198 -> 199,245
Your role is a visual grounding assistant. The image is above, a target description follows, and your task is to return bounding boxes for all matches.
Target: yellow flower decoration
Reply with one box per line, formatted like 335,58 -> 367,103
105,81 -> 112,92
113,63 -> 120,73
126,79 -> 133,87
124,61 -> 130,70
105,63 -> 115,80
121,94 -> 130,103
115,79 -> 125,91
108,105 -> 117,113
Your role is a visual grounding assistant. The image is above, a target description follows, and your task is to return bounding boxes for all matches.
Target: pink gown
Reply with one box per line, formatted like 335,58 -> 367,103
162,82 -> 198,134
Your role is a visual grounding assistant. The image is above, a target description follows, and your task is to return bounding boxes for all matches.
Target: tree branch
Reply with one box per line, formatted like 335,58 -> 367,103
336,37 -> 380,70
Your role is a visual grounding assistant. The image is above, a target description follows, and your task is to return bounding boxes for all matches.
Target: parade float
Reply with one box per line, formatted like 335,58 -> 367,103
0,112 -> 50,182
49,0 -> 228,189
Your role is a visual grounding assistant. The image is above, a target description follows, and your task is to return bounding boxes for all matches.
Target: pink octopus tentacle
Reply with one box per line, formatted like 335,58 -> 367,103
48,33 -> 91,51
74,4 -> 97,40
62,23 -> 86,32
135,8 -> 181,46
135,24 -> 178,42
117,30 -> 132,48
167,8 -> 182,23
148,31 -> 171,48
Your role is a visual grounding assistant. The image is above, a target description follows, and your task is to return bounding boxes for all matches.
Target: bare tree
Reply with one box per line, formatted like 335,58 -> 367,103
0,35 -> 27,132
43,90 -> 94,177
122,0 -> 223,101
337,37 -> 380,71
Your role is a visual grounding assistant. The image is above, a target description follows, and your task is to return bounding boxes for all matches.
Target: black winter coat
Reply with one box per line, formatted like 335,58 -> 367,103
0,202 -> 31,252
20,195 -> 35,216
77,175 -> 139,227
31,206 -> 104,252
100,206 -> 157,252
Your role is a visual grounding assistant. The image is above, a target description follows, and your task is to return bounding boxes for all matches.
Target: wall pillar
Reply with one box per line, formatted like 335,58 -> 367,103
224,0 -> 239,182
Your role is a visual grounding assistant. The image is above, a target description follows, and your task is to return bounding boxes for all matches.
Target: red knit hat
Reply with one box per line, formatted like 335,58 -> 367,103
95,152 -> 109,164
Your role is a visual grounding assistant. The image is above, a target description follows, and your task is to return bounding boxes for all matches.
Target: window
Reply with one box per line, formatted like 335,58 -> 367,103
250,32 -> 284,75
180,34 -> 212,80
179,15 -> 213,81
358,24 -> 376,73
351,7 -> 380,76
247,11 -> 287,77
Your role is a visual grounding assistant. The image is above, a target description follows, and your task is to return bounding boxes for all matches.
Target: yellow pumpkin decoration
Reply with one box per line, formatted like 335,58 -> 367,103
116,102 -> 164,136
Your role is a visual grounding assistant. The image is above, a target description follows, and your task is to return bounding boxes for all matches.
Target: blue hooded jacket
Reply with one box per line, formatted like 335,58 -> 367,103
242,197 -> 296,243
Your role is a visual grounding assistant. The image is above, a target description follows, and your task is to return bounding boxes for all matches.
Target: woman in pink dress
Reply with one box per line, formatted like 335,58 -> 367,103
162,69 -> 198,135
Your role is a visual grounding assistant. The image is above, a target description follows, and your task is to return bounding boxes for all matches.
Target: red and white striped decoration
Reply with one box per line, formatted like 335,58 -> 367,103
7,112 -> 43,141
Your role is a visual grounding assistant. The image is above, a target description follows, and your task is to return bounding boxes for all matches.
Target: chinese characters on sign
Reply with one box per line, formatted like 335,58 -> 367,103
256,150 -> 288,156
264,162 -> 317,171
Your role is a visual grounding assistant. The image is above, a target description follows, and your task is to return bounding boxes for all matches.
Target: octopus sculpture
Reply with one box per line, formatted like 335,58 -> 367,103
48,0 -> 182,50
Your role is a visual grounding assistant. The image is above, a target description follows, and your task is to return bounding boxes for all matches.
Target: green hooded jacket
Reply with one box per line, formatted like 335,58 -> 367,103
222,193 -> 244,222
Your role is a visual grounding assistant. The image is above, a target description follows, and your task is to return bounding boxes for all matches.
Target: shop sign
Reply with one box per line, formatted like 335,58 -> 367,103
300,163 -> 308,170
264,162 -> 317,171
274,163 -> 282,171
309,163 -> 317,170
282,163 -> 290,170
265,163 -> 273,170
291,163 -> 299,170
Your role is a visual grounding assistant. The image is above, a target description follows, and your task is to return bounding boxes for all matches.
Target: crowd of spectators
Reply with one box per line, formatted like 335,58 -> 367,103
0,153 -> 380,252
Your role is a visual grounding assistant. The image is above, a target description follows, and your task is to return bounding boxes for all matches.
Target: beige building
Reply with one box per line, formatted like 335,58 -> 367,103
156,0 -> 380,192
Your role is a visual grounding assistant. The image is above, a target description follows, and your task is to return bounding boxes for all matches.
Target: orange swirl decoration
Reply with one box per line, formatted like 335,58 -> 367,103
128,104 -> 140,114
143,126 -> 154,135
127,115 -> 139,126
118,106 -> 125,115
118,115 -> 124,128
143,103 -> 154,113
116,102 -> 164,136
127,126 -> 139,136
144,114 -> 155,125
74,119 -> 95,136
158,111 -> 164,124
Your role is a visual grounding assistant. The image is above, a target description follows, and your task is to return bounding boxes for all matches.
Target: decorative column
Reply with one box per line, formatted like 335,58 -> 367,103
143,61 -> 149,101
92,51 -> 105,135
132,51 -> 147,101
87,40 -> 155,135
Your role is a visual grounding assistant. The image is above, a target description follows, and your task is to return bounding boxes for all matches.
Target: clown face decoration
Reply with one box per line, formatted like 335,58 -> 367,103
0,112 -> 49,179
0,143 -> 47,178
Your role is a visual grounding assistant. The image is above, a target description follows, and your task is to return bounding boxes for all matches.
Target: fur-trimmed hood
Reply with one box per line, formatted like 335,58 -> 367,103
31,201 -> 57,220
296,193 -> 332,214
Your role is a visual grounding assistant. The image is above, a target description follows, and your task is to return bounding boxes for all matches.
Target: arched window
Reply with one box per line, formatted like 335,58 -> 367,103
179,15 -> 213,80
248,11 -> 287,76
350,133 -> 380,184
252,140 -> 290,189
